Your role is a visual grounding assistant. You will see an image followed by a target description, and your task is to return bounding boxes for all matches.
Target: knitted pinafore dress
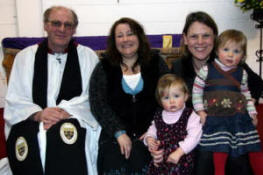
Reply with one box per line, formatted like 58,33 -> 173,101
148,108 -> 194,175
199,62 -> 261,157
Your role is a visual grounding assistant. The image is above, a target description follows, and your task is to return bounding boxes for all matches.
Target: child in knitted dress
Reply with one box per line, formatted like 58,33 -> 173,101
144,73 -> 202,174
192,29 -> 263,175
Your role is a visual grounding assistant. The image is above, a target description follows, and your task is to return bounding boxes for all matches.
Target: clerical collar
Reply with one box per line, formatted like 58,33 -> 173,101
47,48 -> 68,55
46,42 -> 78,55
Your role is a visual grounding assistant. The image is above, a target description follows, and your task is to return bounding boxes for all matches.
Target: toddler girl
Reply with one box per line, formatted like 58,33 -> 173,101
192,29 -> 263,175
145,73 -> 202,174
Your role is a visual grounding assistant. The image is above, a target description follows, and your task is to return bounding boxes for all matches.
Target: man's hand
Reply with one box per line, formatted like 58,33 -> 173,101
34,107 -> 71,129
117,133 -> 132,159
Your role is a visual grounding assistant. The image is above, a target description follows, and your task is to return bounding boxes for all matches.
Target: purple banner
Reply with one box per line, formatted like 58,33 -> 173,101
2,34 -> 182,50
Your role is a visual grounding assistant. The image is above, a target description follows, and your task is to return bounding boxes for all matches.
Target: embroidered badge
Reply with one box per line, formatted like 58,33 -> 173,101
60,122 -> 78,144
15,136 -> 28,161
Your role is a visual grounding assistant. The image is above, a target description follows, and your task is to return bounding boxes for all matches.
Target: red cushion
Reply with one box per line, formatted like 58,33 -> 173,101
0,108 -> 7,159
256,104 -> 263,148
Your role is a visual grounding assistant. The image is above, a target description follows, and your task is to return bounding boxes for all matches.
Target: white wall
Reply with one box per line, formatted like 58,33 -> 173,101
0,0 -> 17,43
0,0 -> 15,107
0,0 -> 262,75
15,0 -> 43,37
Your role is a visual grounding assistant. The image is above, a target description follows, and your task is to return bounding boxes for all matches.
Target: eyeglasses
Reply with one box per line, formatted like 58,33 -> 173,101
48,20 -> 75,30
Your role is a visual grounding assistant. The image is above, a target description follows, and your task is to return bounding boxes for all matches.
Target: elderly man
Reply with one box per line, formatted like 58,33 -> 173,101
4,6 -> 100,175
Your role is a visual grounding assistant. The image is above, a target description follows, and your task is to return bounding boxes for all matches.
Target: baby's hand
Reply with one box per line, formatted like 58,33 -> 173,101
167,147 -> 184,164
146,137 -> 159,151
197,110 -> 207,125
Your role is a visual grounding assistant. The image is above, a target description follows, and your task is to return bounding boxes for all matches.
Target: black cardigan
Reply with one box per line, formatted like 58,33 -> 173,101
89,52 -> 169,140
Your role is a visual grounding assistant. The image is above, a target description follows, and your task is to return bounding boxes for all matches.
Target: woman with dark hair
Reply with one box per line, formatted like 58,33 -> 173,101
171,11 -> 218,108
89,17 -> 169,174
171,11 -> 263,175
172,11 -> 263,108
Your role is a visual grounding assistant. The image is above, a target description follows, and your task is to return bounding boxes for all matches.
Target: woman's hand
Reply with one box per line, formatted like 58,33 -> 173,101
117,133 -> 132,159
148,140 -> 164,167
139,132 -> 146,140
151,149 -> 164,167
167,147 -> 184,164
146,137 -> 159,152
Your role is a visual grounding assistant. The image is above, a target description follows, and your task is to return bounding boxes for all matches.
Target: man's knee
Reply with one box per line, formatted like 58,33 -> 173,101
6,120 -> 43,175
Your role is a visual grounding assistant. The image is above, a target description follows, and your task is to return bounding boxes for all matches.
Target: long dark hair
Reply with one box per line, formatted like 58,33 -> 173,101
105,17 -> 151,70
181,11 -> 218,60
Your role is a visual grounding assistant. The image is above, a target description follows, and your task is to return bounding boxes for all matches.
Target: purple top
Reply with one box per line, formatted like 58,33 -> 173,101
2,34 -> 182,50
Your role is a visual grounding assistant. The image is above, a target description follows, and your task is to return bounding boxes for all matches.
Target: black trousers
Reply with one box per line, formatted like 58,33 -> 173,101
97,131 -> 151,175
194,150 -> 253,175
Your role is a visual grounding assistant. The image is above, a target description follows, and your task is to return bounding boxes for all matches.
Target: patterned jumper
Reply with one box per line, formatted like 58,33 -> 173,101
147,108 -> 194,175
193,61 -> 261,157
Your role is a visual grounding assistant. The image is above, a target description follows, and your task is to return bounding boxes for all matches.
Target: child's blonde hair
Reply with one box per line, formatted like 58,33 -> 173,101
155,74 -> 189,106
216,29 -> 247,64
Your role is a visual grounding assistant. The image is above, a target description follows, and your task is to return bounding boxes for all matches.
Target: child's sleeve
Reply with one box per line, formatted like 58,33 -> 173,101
178,110 -> 202,154
192,65 -> 208,112
143,120 -> 157,146
240,70 -> 257,117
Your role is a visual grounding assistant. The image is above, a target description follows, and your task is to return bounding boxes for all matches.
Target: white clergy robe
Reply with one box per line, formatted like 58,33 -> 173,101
4,44 -> 101,175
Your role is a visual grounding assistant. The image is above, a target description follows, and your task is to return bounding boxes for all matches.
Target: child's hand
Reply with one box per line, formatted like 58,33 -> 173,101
252,114 -> 258,127
146,137 -> 159,151
197,110 -> 207,125
166,147 -> 185,164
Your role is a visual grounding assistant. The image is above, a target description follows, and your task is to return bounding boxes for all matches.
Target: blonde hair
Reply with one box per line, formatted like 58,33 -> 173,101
216,29 -> 247,64
155,74 -> 189,106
